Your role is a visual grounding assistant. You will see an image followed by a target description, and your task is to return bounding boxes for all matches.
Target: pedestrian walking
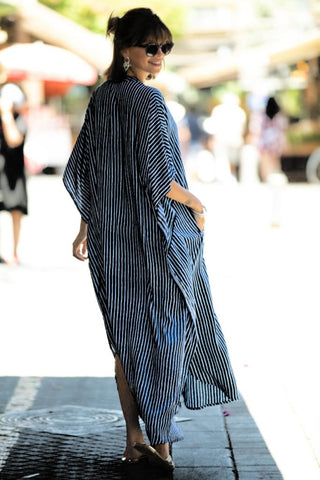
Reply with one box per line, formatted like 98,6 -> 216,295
258,96 -> 287,181
0,83 -> 28,265
63,8 -> 238,472
205,93 -> 247,181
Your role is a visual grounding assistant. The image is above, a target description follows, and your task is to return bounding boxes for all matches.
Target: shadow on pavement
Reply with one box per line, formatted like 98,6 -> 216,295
1,429 -> 173,480
0,377 -> 283,480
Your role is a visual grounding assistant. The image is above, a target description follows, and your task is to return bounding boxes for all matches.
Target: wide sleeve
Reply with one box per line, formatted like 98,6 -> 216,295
62,95 -> 95,224
138,89 -> 176,208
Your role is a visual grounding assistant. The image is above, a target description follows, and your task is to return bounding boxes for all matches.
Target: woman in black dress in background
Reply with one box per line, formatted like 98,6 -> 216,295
0,83 -> 28,264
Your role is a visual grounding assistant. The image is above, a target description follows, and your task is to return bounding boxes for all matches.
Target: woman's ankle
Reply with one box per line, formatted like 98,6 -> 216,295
154,443 -> 169,459
127,429 -> 145,446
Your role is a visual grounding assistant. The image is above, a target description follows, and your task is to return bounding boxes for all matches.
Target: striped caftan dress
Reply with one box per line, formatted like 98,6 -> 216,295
63,75 -> 238,445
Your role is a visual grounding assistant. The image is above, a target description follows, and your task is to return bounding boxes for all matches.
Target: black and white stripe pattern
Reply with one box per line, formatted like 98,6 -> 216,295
63,76 -> 238,445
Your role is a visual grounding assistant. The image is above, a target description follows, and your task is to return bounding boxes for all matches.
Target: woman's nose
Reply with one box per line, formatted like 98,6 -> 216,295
155,46 -> 164,57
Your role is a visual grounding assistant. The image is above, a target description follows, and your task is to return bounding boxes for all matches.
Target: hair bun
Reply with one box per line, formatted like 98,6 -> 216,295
106,15 -> 120,36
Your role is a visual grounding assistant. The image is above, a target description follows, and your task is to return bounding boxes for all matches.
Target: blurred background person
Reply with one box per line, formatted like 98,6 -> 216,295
204,93 -> 247,182
239,132 -> 260,184
185,106 -> 204,155
194,133 -> 216,183
0,83 -> 28,265
258,96 -> 287,182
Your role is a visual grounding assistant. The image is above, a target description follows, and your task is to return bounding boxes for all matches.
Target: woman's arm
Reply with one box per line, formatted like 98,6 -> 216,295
166,180 -> 206,231
73,218 -> 88,261
73,179 -> 205,261
0,99 -> 24,148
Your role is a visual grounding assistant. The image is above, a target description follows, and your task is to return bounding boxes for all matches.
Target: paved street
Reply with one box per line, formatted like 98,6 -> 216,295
0,376 -> 282,480
1,175 -> 320,479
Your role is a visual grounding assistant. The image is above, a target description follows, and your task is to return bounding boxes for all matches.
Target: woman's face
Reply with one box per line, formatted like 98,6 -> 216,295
122,37 -> 169,82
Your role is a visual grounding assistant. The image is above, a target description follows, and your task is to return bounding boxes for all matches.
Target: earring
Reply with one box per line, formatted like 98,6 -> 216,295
123,57 -> 131,72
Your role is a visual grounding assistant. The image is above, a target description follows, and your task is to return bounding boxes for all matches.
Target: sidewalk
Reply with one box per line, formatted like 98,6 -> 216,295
1,175 -> 320,479
0,376 -> 282,480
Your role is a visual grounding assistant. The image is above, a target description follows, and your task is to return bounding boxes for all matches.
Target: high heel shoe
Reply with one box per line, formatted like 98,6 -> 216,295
134,443 -> 175,471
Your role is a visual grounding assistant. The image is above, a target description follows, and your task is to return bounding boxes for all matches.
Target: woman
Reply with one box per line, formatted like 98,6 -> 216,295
258,96 -> 287,181
0,83 -> 28,265
63,8 -> 238,471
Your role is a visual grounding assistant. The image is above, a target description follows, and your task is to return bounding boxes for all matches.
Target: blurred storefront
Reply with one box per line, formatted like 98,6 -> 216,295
169,0 -> 320,182
0,1 -> 103,172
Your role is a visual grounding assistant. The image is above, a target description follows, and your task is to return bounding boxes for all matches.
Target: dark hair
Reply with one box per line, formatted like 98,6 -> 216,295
105,8 -> 172,82
266,97 -> 280,119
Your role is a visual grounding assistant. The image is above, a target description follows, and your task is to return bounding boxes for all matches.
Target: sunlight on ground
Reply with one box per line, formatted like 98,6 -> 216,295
1,175 -> 320,479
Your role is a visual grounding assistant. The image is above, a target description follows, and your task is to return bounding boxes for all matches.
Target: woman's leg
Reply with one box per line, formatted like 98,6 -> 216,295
10,210 -> 22,261
115,354 -> 145,459
260,152 -> 281,181
154,443 -> 170,459
115,354 -> 170,460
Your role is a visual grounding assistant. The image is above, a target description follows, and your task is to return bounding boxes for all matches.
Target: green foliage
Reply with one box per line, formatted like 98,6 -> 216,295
255,1 -> 273,18
39,0 -> 107,33
288,130 -> 320,144
280,89 -> 305,117
0,2 -> 17,17
254,0 -> 304,18
210,81 -> 244,102
39,0 -> 187,37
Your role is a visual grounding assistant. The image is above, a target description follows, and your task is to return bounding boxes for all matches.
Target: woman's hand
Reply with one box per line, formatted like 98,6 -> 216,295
73,219 -> 88,261
166,180 -> 206,232
194,214 -> 205,232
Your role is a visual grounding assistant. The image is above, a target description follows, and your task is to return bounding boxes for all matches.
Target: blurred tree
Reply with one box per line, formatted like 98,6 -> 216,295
280,89 -> 306,118
0,2 -> 17,17
254,0 -> 312,17
39,0 -> 187,37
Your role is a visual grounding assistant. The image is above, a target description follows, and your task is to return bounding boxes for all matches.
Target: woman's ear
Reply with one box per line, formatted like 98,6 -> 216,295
121,48 -> 129,58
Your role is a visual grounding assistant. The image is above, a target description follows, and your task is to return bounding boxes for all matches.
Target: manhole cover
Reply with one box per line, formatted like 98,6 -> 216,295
0,405 -> 124,436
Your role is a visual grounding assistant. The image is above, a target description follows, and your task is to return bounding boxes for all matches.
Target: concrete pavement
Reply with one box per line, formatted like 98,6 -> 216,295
1,175 -> 320,479
0,376 -> 281,479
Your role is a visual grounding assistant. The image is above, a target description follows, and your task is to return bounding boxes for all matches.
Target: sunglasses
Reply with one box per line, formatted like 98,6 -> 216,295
135,42 -> 174,57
